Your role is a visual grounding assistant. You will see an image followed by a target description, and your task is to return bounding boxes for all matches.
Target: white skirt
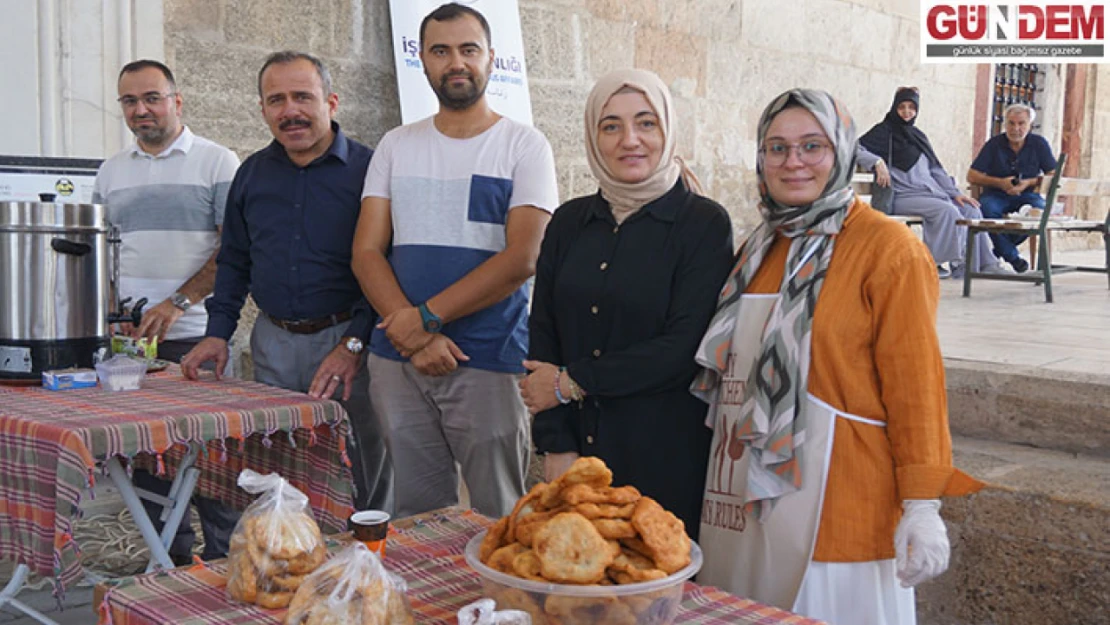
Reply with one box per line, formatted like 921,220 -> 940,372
792,559 -> 916,625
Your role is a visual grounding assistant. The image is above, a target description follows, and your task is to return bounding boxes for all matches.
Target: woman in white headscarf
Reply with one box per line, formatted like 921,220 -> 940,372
519,69 -> 733,537
691,89 -> 982,624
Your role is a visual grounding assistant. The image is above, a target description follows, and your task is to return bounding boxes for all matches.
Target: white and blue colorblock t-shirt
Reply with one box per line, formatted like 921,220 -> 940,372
362,116 -> 559,373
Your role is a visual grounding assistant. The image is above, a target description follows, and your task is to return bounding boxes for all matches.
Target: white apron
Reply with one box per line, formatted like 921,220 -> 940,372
697,293 -> 912,624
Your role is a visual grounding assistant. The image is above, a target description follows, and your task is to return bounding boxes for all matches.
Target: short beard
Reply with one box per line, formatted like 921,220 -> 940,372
431,71 -> 488,111
131,125 -> 173,147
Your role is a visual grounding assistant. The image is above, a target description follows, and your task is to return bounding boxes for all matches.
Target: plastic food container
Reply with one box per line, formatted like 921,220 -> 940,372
464,531 -> 703,625
95,355 -> 148,391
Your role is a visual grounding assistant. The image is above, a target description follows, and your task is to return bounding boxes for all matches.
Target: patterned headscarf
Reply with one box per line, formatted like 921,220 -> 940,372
691,89 -> 857,520
585,69 -> 703,223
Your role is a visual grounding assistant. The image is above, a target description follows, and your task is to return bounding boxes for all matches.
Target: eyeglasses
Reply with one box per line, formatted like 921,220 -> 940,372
117,92 -> 175,109
760,140 -> 832,167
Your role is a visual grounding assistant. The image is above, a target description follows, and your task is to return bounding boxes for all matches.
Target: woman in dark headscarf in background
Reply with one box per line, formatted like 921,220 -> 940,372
858,87 -> 1003,277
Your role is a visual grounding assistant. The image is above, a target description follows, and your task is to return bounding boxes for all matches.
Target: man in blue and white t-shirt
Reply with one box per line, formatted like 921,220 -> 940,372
355,3 -> 559,518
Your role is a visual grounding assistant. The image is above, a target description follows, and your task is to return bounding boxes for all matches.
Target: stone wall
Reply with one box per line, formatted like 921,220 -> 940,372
164,0 -> 980,237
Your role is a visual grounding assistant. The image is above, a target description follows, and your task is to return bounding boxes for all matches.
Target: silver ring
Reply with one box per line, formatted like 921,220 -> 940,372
331,375 -> 342,382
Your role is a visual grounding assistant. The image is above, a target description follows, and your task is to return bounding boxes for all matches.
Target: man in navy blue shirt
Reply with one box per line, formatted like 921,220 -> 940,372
181,51 -> 392,513
967,103 -> 1057,273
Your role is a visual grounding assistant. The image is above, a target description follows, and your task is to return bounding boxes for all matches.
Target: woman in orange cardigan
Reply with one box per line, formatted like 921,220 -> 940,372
691,89 -> 982,625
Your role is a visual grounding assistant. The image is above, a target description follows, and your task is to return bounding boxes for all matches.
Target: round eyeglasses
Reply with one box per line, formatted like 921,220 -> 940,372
760,141 -> 832,167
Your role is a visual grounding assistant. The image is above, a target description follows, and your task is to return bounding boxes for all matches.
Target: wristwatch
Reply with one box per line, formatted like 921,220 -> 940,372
170,292 -> 192,312
343,336 -> 364,355
418,303 -> 443,333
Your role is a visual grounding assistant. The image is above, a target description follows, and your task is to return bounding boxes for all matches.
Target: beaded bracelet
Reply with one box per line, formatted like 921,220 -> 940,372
554,369 -> 571,404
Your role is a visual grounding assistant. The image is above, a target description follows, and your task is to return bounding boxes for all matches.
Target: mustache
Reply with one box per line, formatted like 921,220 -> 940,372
441,71 -> 473,85
279,119 -> 311,130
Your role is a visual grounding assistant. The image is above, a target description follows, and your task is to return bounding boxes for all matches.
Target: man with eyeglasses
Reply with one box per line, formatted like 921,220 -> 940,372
967,103 -> 1057,273
93,59 -> 241,564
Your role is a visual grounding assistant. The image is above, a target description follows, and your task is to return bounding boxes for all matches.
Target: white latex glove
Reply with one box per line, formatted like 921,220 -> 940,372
894,499 -> 950,587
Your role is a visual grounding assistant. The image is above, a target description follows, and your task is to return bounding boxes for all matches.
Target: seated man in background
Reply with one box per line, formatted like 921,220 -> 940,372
966,103 -> 1056,273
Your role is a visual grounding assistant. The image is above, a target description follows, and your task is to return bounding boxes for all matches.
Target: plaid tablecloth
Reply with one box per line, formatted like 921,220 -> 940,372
99,508 -> 825,625
0,368 -> 354,591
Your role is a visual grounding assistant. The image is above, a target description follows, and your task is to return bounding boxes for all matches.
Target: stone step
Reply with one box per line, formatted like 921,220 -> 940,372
945,358 -> 1110,457
920,436 -> 1110,625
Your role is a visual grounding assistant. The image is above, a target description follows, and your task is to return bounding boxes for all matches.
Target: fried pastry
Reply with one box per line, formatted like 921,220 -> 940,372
574,502 -> 636,519
592,518 -> 637,539
511,549 -> 546,581
479,516 -> 509,563
514,519 -> 545,547
256,589 -> 295,609
540,457 -> 612,508
560,483 -> 641,506
226,549 -> 258,603
532,512 -> 614,584
630,497 -> 691,574
608,550 -> 667,582
488,543 -> 529,574
493,587 -> 548,625
506,483 -> 546,542
543,595 -> 637,625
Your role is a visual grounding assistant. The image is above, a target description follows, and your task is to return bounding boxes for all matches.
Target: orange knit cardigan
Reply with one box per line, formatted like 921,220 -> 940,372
746,199 -> 983,562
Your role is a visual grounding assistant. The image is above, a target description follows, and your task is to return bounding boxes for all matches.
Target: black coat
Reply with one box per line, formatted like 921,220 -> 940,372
530,181 -> 734,538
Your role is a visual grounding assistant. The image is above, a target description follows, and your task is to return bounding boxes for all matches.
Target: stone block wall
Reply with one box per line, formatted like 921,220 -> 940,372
163,0 -> 979,237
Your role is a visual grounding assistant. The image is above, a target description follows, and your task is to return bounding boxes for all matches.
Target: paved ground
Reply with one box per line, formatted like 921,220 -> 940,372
2,249 -> 1106,625
937,249 -> 1110,376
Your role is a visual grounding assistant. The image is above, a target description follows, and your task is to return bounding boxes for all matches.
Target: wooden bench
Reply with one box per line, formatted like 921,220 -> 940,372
851,172 -> 924,227
957,153 -> 1110,302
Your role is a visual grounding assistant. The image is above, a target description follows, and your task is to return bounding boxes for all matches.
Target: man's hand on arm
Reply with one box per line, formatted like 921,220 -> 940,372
308,344 -> 361,400
378,306 -> 433,358
179,337 -> 229,381
409,334 -> 469,376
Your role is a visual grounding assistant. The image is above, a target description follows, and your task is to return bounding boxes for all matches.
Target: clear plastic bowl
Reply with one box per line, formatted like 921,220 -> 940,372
464,530 -> 702,625
95,355 -> 148,391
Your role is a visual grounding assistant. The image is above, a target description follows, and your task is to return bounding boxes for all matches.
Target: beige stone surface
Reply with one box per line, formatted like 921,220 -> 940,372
583,17 -> 636,78
520,4 -> 582,82
946,360 -> 1110,457
634,26 -> 707,98
689,0 -> 743,41
585,0 -> 660,25
223,0 -> 356,58
164,0 -> 223,37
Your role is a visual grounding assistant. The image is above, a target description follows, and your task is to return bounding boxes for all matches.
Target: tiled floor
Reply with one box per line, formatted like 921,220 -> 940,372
936,249 -> 1110,377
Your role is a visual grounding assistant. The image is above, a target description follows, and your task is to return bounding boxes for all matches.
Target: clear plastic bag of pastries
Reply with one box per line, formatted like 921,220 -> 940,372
226,469 -> 328,609
284,541 -> 414,625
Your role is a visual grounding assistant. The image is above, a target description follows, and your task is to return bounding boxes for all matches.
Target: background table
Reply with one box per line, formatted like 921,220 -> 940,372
98,508 -> 826,625
0,368 -> 354,593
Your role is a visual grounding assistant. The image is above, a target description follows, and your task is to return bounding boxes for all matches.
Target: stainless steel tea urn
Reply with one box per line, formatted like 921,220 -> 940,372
0,200 -> 115,379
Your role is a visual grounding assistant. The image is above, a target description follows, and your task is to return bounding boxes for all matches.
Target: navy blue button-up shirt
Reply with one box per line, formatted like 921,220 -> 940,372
970,132 -> 1056,200
206,122 -> 375,341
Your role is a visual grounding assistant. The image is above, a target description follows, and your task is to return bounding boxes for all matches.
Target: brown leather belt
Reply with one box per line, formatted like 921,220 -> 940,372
266,310 -> 352,335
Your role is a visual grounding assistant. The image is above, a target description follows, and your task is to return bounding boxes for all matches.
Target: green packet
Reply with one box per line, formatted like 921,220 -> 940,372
111,335 -> 158,359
